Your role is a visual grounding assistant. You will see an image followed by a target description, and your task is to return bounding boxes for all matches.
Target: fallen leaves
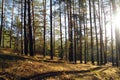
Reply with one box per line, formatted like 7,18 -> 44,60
0,54 -> 120,80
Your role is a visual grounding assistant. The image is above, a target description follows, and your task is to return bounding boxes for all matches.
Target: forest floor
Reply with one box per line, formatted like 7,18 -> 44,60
0,48 -> 120,80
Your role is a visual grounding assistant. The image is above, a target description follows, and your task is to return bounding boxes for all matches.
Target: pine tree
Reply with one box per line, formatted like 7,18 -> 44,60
28,0 -> 34,56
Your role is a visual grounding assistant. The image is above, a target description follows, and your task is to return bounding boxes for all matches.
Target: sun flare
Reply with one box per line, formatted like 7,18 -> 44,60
114,10 -> 120,29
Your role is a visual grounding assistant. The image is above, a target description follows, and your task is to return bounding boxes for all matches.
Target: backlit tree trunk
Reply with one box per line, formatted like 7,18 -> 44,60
59,0 -> 63,59
43,0 -> 46,57
0,0 -> 4,47
28,0 -> 34,56
24,0 -> 28,55
89,0 -> 94,64
50,0 -> 53,59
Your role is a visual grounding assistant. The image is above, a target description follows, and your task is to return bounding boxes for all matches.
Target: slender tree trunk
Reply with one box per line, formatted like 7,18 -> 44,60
98,0 -> 103,65
43,0 -> 46,57
73,0 -> 76,63
24,0 -> 28,55
2,0 -> 5,48
89,0 -> 94,65
16,3 -> 20,53
16,29 -> 19,52
2,12 -> 5,48
53,4 -> 55,57
76,17 -> 79,62
75,17 -> 78,63
85,5 -> 89,63
2,29 -> 4,48
115,27 -> 119,66
10,0 -> 14,48
59,0 -> 63,59
93,0 -> 99,65
100,0 -> 105,65
66,0 -> 70,61
21,0 -> 23,54
102,1 -> 107,64
82,0 -> 87,64
28,0 -> 34,56
110,3 -> 114,66
83,10 -> 87,64
50,0 -> 53,59
32,0 -> 36,55
64,0 -> 68,60
111,24 -> 114,66
78,0 -> 82,63
68,0 -> 73,62
0,0 -> 4,47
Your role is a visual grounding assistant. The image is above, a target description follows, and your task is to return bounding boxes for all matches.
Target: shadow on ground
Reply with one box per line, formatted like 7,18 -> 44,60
24,67 -> 103,80
0,52 -> 109,80
0,53 -> 65,63
0,53 -> 26,61
0,66 -> 104,80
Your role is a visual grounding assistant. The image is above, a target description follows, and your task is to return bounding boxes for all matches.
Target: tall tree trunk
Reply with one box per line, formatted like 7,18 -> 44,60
2,0 -> 5,48
28,0 -> 34,56
10,0 -> 14,48
102,0 -> 107,64
53,3 -> 55,57
64,0 -> 68,61
100,0 -> 105,65
50,0 -> 53,59
43,0 -> 46,57
76,17 -> 79,62
85,4 -> 89,63
83,0 -> 87,64
0,0 -> 4,47
32,0 -> 36,55
59,0 -> 63,59
75,17 -> 78,63
2,11 -> 5,48
66,0 -> 70,61
98,0 -> 103,65
16,3 -> 20,53
79,0 -> 82,63
110,3 -> 114,66
83,11 -> 87,64
93,0 -> 99,65
73,0 -> 76,63
89,0 -> 94,65
24,0 -> 28,55
21,0 -> 23,54
68,0 -> 73,62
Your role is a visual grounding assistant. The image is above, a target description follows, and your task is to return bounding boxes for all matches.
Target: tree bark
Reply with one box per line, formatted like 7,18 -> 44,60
0,0 -> 4,47
24,0 -> 28,55
50,0 -> 53,59
28,0 -> 34,56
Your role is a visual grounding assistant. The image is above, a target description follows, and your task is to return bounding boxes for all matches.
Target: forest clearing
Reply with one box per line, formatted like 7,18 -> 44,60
0,0 -> 120,80
0,48 -> 120,80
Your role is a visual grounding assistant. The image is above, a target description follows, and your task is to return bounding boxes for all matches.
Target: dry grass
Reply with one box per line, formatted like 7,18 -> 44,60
0,48 -> 120,80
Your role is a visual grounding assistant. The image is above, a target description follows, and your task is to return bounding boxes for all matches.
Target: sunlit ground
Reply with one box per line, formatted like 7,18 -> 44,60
0,48 -> 120,80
